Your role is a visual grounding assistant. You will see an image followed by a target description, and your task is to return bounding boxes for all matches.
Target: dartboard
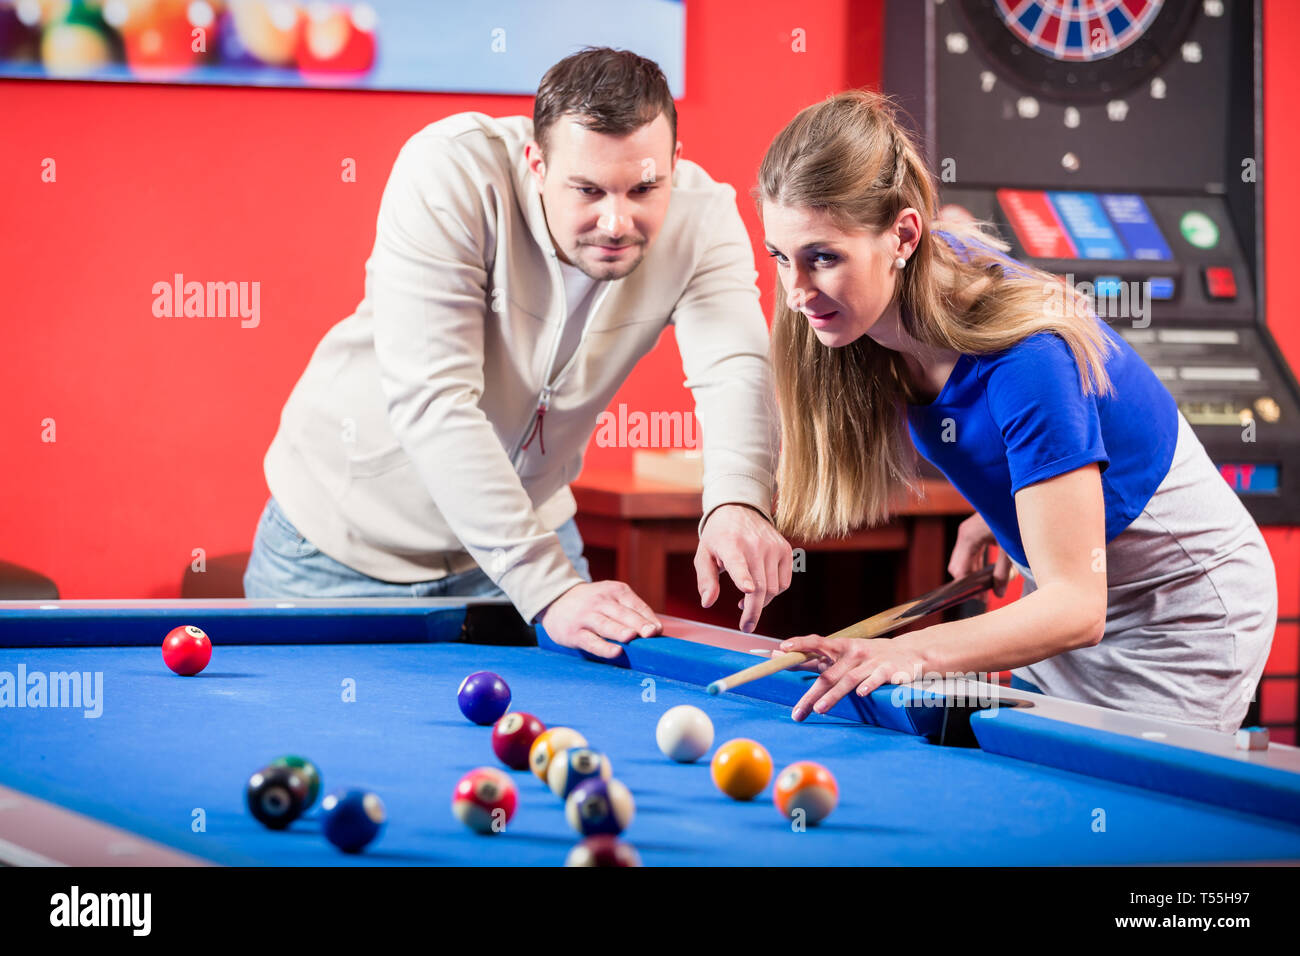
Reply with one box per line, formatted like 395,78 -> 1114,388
958,0 -> 1200,100
993,0 -> 1164,61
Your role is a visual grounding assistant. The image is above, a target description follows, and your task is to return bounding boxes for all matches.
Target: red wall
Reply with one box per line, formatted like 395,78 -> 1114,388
0,0 -> 878,597
1262,0 -> 1300,721
1,0 -> 1296,606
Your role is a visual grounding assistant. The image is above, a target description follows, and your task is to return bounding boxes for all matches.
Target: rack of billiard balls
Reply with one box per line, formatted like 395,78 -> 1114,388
456,670 -> 641,863
14,1 -> 379,81
457,671 -> 842,865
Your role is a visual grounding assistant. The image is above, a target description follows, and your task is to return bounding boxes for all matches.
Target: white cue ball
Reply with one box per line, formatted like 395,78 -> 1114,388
656,705 -> 715,763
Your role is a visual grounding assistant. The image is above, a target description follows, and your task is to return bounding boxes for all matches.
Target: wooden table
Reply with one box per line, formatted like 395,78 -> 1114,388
572,470 -> 973,613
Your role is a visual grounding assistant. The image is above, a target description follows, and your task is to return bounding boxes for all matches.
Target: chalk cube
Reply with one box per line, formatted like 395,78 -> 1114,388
1235,726 -> 1269,751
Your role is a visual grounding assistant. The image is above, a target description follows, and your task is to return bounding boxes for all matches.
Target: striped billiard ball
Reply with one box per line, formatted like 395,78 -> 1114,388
529,727 -> 587,781
270,755 -> 321,809
547,747 -> 612,799
451,767 -> 518,835
565,835 -> 642,867
565,778 -> 634,837
773,761 -> 839,825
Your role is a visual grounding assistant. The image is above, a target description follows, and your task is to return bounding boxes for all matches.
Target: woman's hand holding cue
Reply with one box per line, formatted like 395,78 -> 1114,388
950,512 -> 1016,597
777,634 -> 928,721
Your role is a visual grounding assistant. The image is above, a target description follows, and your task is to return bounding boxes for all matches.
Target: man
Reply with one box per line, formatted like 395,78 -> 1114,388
244,47 -> 791,656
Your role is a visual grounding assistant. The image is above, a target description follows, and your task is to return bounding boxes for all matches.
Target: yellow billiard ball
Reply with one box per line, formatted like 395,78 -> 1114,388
41,3 -> 116,77
528,727 -> 587,781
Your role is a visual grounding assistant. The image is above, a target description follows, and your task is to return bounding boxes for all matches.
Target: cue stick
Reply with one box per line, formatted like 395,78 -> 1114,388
705,564 -> 997,695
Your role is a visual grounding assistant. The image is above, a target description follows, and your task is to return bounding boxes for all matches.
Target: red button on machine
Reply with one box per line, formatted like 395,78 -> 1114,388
1204,266 -> 1238,299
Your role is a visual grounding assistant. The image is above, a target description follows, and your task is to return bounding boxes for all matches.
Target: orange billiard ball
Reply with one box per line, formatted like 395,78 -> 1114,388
773,761 -> 839,825
710,738 -> 773,801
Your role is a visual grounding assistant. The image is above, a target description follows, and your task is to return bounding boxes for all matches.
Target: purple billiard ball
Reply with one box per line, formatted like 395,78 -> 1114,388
565,777 -> 635,837
457,671 -> 512,725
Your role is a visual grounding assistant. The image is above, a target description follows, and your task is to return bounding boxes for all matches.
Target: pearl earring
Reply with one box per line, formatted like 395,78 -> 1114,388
894,256 -> 907,270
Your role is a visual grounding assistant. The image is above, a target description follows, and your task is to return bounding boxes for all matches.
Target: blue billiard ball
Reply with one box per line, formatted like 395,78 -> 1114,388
320,788 -> 385,853
457,671 -> 512,725
547,747 -> 612,799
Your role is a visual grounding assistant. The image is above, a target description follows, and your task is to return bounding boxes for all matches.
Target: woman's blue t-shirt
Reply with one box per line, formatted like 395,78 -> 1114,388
905,230 -> 1179,567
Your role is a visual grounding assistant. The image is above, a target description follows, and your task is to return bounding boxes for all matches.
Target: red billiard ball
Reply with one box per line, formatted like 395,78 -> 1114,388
295,2 -> 376,75
565,835 -> 642,867
491,712 -> 546,770
162,624 -> 211,676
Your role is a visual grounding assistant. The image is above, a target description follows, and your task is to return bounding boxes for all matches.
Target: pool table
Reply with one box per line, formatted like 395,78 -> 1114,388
1,597 -> 1299,866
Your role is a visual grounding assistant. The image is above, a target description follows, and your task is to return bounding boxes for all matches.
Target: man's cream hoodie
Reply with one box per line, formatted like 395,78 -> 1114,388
263,112 -> 778,622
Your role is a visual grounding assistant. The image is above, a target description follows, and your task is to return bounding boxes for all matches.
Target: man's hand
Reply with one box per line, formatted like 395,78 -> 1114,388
949,512 -> 1014,597
695,504 -> 793,633
539,581 -> 662,659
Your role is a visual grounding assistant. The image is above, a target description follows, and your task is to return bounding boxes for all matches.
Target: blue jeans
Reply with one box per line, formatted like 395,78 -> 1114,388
242,497 -> 591,602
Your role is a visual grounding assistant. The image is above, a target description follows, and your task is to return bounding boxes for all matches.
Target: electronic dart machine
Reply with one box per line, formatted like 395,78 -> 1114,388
885,0 -> 1300,525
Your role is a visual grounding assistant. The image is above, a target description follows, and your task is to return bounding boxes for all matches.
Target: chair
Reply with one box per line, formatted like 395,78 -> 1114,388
181,551 -> 252,599
0,560 -> 59,600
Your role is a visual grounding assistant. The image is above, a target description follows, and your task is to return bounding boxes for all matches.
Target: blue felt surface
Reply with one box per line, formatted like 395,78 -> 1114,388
3,643 -> 1300,866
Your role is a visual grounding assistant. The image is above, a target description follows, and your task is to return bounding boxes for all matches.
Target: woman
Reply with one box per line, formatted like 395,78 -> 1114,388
759,90 -> 1275,733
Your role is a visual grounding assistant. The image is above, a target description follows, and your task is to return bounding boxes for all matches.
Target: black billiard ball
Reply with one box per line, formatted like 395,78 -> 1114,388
246,766 -> 310,830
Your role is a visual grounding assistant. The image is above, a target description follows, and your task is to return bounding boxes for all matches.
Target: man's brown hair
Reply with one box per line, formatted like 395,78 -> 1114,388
533,47 -> 677,154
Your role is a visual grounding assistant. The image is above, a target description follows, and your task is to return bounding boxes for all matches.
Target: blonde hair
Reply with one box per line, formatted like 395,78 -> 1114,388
758,89 -> 1114,541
